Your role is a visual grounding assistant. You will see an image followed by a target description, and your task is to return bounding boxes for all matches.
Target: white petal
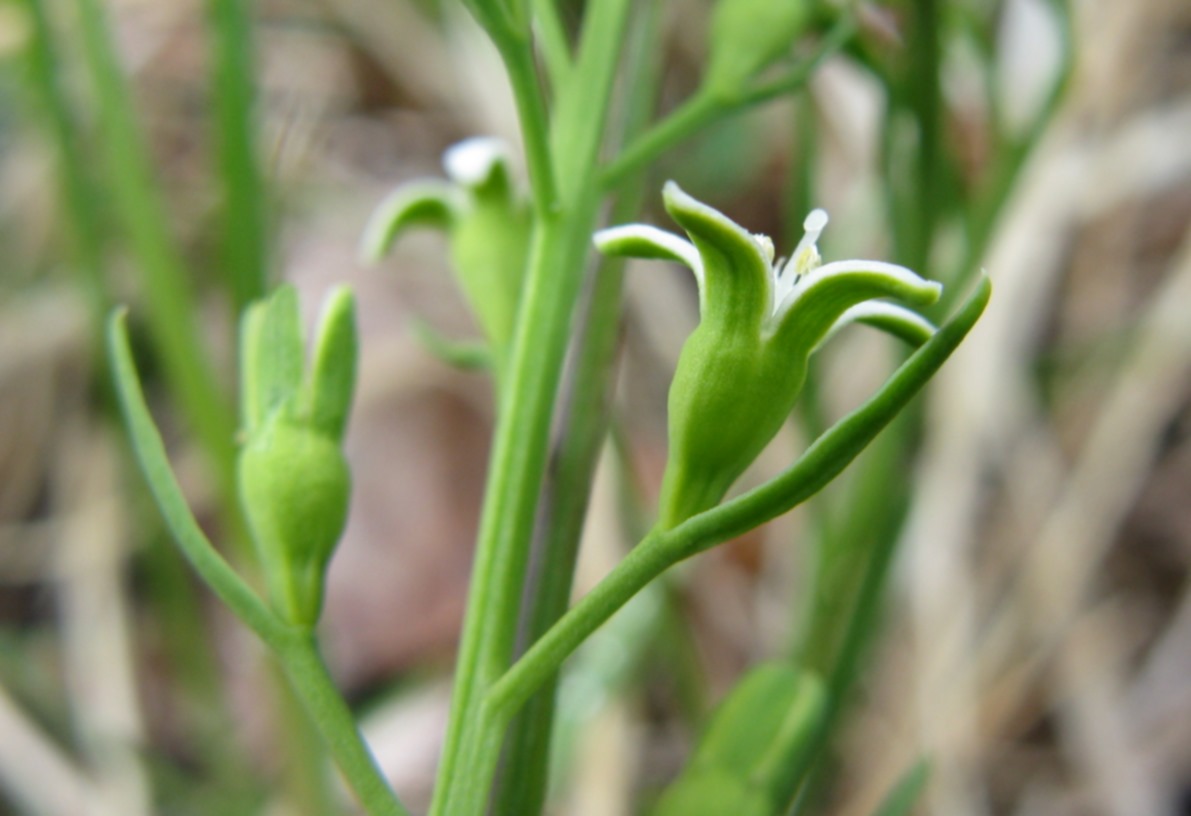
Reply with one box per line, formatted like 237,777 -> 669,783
443,137 -> 510,187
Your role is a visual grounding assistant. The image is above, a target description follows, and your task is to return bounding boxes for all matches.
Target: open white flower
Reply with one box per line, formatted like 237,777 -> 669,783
593,182 -> 944,527
595,182 -> 939,348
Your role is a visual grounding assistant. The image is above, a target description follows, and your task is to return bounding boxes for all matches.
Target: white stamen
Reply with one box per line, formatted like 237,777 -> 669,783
773,207 -> 831,312
803,208 -> 828,235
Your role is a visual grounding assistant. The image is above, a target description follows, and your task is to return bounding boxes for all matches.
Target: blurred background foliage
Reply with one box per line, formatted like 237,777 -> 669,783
0,0 -> 1189,814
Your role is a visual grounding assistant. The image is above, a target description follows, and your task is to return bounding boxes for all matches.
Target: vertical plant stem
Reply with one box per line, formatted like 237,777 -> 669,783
531,0 -> 571,90
430,4 -> 632,813
276,634 -> 411,816
490,6 -> 664,809
907,0 -> 943,275
207,0 -> 268,313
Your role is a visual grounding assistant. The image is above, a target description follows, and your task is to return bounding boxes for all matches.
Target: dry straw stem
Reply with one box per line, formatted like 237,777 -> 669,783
866,3 -> 1191,809
53,426 -> 152,816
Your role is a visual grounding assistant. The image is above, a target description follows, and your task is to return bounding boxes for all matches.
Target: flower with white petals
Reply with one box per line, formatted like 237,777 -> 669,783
360,137 -> 530,370
595,182 -> 942,527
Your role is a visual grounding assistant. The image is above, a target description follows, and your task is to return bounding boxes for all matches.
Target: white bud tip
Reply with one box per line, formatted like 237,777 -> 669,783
443,137 -> 508,187
803,208 -> 829,233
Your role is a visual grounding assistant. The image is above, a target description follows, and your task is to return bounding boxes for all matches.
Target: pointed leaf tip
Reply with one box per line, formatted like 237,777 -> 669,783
304,287 -> 358,442
241,285 -> 304,434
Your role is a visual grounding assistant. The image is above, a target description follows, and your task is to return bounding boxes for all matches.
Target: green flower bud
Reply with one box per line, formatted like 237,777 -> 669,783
360,137 -> 531,369
237,285 -> 358,626
596,183 -> 941,529
239,422 -> 349,627
706,0 -> 813,95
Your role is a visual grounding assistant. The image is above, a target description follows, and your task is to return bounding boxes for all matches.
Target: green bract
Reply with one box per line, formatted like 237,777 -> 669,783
359,137 -> 531,372
706,0 -> 812,95
596,182 -> 941,528
652,663 -> 827,816
238,285 -> 358,627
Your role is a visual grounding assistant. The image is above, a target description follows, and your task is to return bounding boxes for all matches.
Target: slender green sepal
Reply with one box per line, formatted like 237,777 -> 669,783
359,181 -> 461,263
822,303 -> 938,349
304,287 -> 358,442
240,284 -> 303,434
663,181 -> 771,328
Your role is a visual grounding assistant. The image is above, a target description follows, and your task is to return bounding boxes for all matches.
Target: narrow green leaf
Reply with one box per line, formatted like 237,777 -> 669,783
107,310 -> 284,647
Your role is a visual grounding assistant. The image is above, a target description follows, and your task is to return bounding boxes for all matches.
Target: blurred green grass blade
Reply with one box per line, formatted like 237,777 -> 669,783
207,0 -> 269,312
20,0 -> 108,328
73,0 -> 235,475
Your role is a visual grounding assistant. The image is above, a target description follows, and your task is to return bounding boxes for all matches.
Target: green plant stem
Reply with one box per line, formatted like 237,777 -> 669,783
600,88 -> 721,189
75,0 -> 236,481
491,4 -> 662,809
110,314 -> 409,815
475,276 -> 988,765
600,16 -> 855,190
495,37 -> 558,214
906,0 -> 943,274
489,246 -> 629,816
275,634 -> 411,816
430,4 -> 632,812
207,0 -> 268,312
531,0 -> 571,90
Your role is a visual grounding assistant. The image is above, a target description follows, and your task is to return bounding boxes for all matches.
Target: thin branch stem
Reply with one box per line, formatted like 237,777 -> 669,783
276,635 -> 412,816
107,312 -> 286,648
496,38 -> 559,214
601,17 -> 856,190
532,0 -> 571,90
